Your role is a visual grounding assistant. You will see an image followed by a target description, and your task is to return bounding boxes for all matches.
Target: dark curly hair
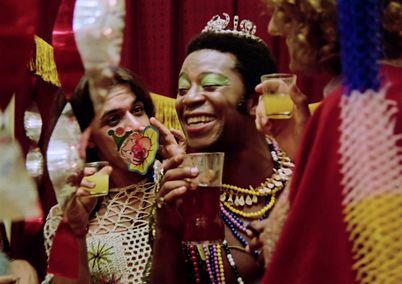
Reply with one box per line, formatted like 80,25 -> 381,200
186,32 -> 277,113
70,67 -> 155,132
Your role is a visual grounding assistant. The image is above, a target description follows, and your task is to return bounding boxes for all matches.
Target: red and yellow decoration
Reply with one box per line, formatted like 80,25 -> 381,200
108,125 -> 159,175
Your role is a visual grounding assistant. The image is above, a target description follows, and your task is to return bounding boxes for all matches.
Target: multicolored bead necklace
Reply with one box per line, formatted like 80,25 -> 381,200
183,139 -> 293,283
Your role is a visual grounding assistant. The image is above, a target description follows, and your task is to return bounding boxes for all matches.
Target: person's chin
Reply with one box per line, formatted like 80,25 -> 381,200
187,132 -> 221,152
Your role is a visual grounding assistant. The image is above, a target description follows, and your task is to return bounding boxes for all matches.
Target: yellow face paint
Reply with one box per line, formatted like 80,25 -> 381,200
200,72 -> 230,88
178,74 -> 191,89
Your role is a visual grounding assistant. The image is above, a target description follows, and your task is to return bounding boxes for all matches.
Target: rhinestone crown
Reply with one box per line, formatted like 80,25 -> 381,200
202,12 -> 262,42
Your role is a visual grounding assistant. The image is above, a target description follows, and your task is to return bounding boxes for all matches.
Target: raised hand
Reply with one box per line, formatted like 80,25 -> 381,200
255,80 -> 310,160
154,154 -> 198,236
64,165 -> 112,237
150,117 -> 186,160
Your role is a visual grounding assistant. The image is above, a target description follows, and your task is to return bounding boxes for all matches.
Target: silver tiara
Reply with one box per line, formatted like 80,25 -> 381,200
202,13 -> 262,42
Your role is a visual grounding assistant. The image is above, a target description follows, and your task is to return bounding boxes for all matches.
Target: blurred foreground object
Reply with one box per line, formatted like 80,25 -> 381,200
73,0 -> 126,114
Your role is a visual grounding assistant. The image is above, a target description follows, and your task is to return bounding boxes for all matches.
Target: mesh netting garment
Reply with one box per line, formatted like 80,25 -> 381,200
43,179 -> 156,283
339,88 -> 402,284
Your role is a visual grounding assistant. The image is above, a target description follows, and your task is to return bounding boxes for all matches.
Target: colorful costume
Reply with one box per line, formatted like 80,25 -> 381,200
262,63 -> 402,284
43,179 -> 155,283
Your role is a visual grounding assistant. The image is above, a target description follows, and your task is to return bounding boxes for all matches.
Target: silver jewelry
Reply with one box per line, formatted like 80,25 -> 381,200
202,12 -> 261,42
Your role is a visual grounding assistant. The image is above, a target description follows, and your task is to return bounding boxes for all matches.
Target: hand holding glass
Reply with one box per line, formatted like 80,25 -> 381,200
83,161 -> 110,196
181,152 -> 225,242
261,73 -> 297,119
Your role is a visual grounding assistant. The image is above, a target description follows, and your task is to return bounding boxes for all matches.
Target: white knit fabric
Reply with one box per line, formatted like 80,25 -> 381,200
43,180 -> 155,283
339,87 -> 402,284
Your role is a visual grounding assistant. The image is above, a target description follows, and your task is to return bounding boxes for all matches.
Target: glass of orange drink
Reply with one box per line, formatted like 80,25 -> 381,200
84,161 -> 110,196
261,73 -> 297,119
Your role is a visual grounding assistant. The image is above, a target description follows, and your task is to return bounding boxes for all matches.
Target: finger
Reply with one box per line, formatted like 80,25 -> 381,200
245,235 -> 263,253
255,82 -> 264,94
76,188 -> 92,196
170,128 -> 186,147
0,275 -> 18,284
290,85 -> 310,122
150,117 -> 175,144
83,167 -> 96,176
162,153 -> 185,172
159,166 -> 199,195
262,80 -> 281,94
161,185 -> 188,203
81,178 -> 95,189
98,165 -> 113,175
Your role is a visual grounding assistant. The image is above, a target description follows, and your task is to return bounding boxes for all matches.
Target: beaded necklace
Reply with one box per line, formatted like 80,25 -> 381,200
183,139 -> 293,283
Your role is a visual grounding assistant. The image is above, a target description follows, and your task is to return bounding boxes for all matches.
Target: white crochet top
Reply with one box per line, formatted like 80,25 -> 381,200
43,179 -> 156,283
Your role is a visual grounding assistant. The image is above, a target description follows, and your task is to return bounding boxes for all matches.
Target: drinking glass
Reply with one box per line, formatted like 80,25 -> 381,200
181,152 -> 225,242
83,161 -> 110,196
261,73 -> 297,119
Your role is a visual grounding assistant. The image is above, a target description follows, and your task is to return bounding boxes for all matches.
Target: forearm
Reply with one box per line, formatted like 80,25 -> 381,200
51,237 -> 90,284
150,232 -> 186,284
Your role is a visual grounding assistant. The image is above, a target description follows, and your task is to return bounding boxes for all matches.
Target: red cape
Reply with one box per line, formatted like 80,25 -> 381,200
263,64 -> 402,284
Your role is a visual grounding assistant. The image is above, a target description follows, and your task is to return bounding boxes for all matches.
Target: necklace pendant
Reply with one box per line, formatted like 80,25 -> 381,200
220,192 -> 227,202
282,168 -> 293,176
273,173 -> 281,181
259,187 -> 271,194
228,194 -> 233,204
238,195 -> 245,206
252,195 -> 258,204
245,195 -> 253,206
234,195 -> 240,206
273,180 -> 283,187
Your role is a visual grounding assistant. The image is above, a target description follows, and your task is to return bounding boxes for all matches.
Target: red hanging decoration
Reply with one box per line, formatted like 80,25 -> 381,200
0,0 -> 38,111
52,0 -> 84,100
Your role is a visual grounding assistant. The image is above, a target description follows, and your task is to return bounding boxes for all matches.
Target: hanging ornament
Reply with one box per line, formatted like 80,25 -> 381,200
46,102 -> 84,279
52,0 -> 84,100
46,102 -> 84,209
0,111 -> 41,221
24,101 -> 44,181
73,0 -> 126,114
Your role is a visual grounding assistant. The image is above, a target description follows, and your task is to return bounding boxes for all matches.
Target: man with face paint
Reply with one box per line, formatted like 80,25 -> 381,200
43,67 -> 185,284
150,14 -> 294,284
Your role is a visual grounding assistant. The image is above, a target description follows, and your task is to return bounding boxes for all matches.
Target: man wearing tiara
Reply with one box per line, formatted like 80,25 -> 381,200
150,13 -> 299,284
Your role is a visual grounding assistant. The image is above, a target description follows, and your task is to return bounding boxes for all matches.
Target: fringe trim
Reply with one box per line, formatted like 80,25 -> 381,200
29,35 -> 61,87
150,93 -> 182,130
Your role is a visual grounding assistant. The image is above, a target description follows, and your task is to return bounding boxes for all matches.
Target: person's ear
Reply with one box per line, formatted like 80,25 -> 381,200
247,93 -> 259,115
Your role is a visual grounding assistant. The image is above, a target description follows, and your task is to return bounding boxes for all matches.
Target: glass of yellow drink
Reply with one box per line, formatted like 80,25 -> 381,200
84,161 -> 109,196
261,73 -> 297,119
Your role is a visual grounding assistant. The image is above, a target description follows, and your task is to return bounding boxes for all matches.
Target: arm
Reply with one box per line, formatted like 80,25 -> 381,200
46,167 -> 110,284
149,155 -> 198,284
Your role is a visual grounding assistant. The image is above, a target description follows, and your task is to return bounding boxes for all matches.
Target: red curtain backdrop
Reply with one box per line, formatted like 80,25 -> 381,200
121,0 -> 328,101
8,0 -> 327,280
